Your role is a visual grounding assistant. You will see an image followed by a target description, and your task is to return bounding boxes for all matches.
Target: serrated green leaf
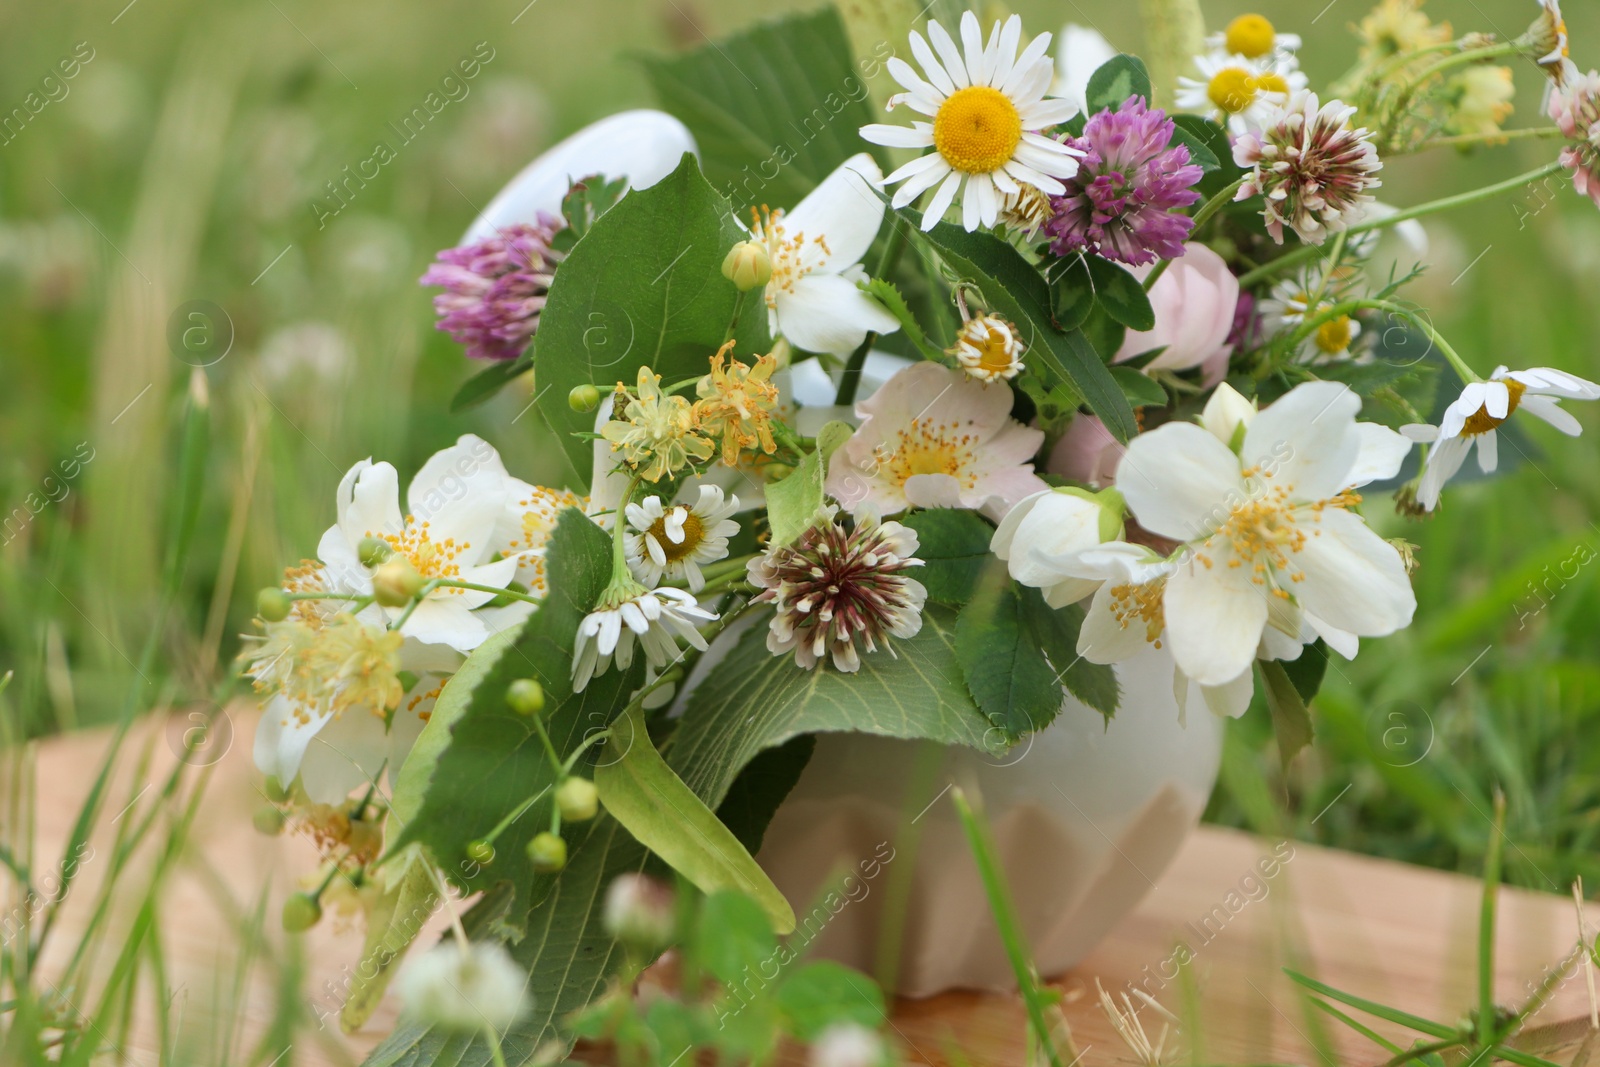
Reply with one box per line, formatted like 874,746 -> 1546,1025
1017,588 -> 1119,720
1261,660 -> 1315,769
448,355 -> 532,413
955,574 -> 1065,738
903,508 -> 992,605
776,962 -> 885,1041
596,705 -> 796,934
1110,365 -> 1167,409
642,8 -> 886,210
534,155 -> 769,485
766,421 -> 852,547
861,277 -> 944,361
896,208 -> 1137,442
1084,55 -> 1151,116
1086,255 -> 1156,331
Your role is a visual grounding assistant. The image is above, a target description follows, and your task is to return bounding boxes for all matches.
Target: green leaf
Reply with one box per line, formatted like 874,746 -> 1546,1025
861,277 -> 945,362
534,155 -> 769,485
385,509 -> 627,918
696,890 -> 780,987
716,734 -> 815,857
641,8 -> 885,211
1017,590 -> 1119,719
903,508 -> 992,605
1261,660 -> 1315,769
1110,366 -> 1167,409
1080,303 -> 1127,364
1168,114 -> 1224,173
898,209 -> 1137,442
1281,639 -> 1330,704
1083,55 -> 1152,116
1048,255 -> 1094,333
1085,255 -> 1156,331
550,174 -> 630,255
338,858 -> 437,1033
955,574 -> 1066,738
596,705 -> 797,934
766,421 -> 852,547
776,962 -> 885,1041
448,355 -> 533,413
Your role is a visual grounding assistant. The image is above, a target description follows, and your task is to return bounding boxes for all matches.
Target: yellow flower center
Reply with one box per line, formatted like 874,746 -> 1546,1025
1256,71 -> 1290,95
1108,579 -> 1167,647
648,511 -> 705,564
974,324 -> 1016,374
1207,67 -> 1260,114
750,206 -> 830,308
375,520 -> 469,593
1200,477 -> 1361,591
1462,378 -> 1526,435
882,417 -> 978,490
1225,14 -> 1278,59
933,85 -> 1022,175
1316,316 -> 1354,355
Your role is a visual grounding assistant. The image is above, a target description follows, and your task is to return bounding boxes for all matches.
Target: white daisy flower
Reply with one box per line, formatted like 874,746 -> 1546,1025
1260,266 -> 1366,363
624,484 -> 741,592
1175,52 -> 1306,134
571,587 -> 717,692
1204,14 -> 1303,73
861,12 -> 1085,232
1403,365 -> 1600,510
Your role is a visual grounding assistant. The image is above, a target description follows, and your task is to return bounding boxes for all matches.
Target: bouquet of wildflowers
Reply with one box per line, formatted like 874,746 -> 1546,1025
241,0 -> 1600,1059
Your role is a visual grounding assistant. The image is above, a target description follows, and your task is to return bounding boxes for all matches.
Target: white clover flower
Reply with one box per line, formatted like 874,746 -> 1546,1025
398,941 -> 528,1034
625,484 -> 740,592
1403,365 -> 1600,510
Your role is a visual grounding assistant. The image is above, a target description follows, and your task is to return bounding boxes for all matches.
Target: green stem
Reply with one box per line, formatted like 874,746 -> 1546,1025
1415,126 -> 1565,152
479,785 -> 555,846
560,729 -> 613,776
833,332 -> 878,408
526,713 -> 565,781
1285,298 -> 1479,384
387,580 -> 442,633
722,291 -> 747,345
1383,42 -> 1527,149
1235,160 -> 1566,289
434,579 -> 544,606
1477,791 -> 1507,1051
486,1026 -> 509,1067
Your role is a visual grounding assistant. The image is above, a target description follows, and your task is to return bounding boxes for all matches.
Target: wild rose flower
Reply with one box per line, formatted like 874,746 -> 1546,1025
748,508 -> 926,673
1044,98 -> 1203,267
1234,92 -> 1383,245
420,218 -> 562,362
1548,69 -> 1600,209
1114,242 -> 1240,372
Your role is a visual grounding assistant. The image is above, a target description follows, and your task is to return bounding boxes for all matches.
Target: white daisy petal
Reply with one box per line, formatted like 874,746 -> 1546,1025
908,32 -> 956,96
927,19 -> 970,89
1519,394 -> 1583,435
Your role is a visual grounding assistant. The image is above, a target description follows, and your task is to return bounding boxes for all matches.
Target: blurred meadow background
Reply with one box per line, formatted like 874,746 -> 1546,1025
3,0 -> 1600,937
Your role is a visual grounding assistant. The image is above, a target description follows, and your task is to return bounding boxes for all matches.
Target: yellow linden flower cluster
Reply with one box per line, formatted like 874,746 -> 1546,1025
601,342 -> 781,480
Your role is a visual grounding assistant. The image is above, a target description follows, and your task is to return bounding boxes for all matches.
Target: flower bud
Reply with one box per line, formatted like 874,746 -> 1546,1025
253,805 -> 286,836
372,556 -> 425,607
505,678 -> 545,716
358,536 -> 394,567
466,839 -> 496,865
568,384 -> 602,413
721,240 -> 773,292
556,777 -> 600,822
602,873 -> 676,950
263,775 -> 291,803
527,831 -> 567,873
256,587 -> 292,622
281,891 -> 323,932
1199,382 -> 1257,449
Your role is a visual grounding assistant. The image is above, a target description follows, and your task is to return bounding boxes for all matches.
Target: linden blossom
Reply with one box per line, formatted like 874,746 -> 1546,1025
310,41 -> 497,231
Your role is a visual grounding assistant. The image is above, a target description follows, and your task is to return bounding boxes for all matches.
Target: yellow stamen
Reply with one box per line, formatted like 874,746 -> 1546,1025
648,511 -> 705,564
933,85 -> 1022,174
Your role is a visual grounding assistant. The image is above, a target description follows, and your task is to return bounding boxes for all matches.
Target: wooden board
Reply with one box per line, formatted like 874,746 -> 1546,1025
11,711 -> 1600,1065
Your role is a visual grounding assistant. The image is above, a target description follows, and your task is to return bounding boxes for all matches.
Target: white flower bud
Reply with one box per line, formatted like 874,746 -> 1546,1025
991,487 -> 1124,608
1199,382 -> 1258,449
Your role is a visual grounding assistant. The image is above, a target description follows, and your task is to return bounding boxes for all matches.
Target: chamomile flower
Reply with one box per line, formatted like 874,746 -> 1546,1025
1204,14 -> 1303,72
951,313 -> 1026,382
1175,52 -> 1305,135
1528,0 -> 1570,82
861,12 -> 1085,232
1259,266 -> 1366,363
624,485 -> 741,592
1403,366 -> 1600,510
571,587 -> 717,692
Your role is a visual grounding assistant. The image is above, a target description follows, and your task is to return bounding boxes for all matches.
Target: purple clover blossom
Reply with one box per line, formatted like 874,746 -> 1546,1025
1044,98 -> 1203,267
419,216 -> 563,362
